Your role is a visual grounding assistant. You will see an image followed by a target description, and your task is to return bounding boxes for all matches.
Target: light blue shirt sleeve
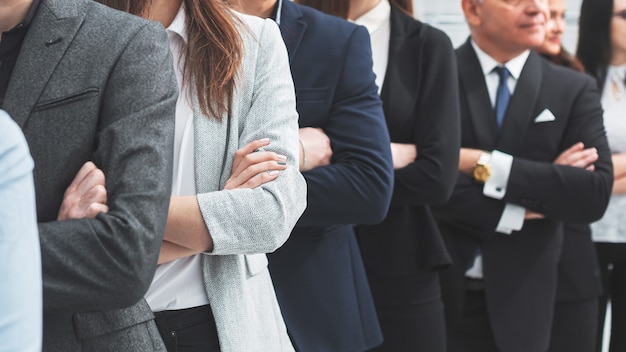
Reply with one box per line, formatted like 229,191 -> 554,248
0,110 -> 42,352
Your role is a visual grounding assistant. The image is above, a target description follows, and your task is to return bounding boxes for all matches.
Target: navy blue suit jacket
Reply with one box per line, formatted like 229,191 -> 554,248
266,2 -> 394,351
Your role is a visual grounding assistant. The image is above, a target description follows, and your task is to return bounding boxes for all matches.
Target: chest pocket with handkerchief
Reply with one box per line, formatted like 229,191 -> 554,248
524,107 -> 565,159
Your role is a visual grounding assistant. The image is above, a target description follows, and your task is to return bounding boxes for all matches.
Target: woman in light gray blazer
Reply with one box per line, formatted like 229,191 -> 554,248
80,0 -> 306,350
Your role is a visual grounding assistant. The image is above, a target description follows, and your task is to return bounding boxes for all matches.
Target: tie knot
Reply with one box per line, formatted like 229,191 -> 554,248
494,66 -> 510,81
493,66 -> 511,128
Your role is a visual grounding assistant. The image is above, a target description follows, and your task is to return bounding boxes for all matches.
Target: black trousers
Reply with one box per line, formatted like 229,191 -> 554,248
366,270 -> 446,352
595,242 -> 626,352
549,298 -> 598,352
154,304 -> 220,352
447,287 -> 500,352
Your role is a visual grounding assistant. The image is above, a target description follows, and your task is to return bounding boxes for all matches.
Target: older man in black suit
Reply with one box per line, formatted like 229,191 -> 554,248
434,0 -> 613,351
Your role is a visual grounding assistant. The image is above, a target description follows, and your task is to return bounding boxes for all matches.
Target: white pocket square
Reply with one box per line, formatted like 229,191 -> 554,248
534,109 -> 556,123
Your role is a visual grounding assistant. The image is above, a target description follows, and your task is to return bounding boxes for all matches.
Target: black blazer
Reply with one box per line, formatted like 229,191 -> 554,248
435,40 -> 613,352
266,2 -> 394,351
556,223 -> 602,301
356,5 -> 459,277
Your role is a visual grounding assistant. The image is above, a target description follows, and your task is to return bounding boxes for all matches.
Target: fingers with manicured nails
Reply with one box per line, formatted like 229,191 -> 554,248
226,138 -> 291,190
238,170 -> 281,189
232,138 -> 270,176
224,157 -> 287,190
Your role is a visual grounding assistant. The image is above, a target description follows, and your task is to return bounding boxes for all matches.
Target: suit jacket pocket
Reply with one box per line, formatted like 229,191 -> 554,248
73,299 -> 155,340
296,87 -> 328,102
33,88 -> 100,111
245,253 -> 268,277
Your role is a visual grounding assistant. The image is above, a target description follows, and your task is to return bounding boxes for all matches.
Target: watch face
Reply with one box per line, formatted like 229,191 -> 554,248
473,165 -> 491,183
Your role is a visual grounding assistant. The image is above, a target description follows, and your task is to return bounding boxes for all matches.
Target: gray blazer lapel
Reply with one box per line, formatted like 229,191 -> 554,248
3,0 -> 83,127
496,51 -> 542,154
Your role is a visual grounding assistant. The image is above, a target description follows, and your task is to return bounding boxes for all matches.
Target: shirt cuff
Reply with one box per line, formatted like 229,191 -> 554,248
465,254 -> 484,278
496,203 -> 525,234
483,150 -> 513,200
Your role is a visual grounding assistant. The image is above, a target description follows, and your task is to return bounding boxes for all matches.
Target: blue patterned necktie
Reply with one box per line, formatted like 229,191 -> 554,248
494,66 -> 511,128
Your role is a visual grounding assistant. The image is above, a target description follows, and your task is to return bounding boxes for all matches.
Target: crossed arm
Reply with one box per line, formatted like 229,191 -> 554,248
299,126 -> 415,171
611,153 -> 626,194
58,138 -> 288,265
458,141 -> 600,220
64,129 -> 411,260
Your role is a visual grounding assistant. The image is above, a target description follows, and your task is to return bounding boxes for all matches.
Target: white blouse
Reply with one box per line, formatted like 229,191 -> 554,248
144,4 -> 210,311
353,0 -> 390,94
592,65 -> 626,243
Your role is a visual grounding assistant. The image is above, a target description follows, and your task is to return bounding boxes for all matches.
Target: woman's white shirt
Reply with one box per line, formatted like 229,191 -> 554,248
591,64 -> 626,243
352,0 -> 390,94
144,4 -> 210,312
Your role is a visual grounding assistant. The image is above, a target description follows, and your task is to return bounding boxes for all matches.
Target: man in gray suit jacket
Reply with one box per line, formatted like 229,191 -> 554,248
1,0 -> 177,350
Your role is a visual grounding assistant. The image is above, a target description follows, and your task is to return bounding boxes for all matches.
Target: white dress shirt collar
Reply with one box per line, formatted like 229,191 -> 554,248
471,40 -> 529,81
353,0 -> 390,36
353,0 -> 391,95
470,40 -> 529,106
145,3 -> 208,313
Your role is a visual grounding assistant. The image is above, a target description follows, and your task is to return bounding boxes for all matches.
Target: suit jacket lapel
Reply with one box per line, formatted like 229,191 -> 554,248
380,5 -> 422,132
279,0 -> 306,63
3,0 -> 83,128
457,40 -> 498,149
496,51 -> 542,154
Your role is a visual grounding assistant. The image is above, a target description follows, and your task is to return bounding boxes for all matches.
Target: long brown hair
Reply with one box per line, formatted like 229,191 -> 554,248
95,0 -> 243,120
296,0 -> 413,18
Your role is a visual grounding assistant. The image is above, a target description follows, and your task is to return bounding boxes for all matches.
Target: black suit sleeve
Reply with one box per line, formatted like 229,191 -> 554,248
435,72 -> 612,239
432,172 -> 505,238
505,77 -> 612,223
390,28 -> 460,207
